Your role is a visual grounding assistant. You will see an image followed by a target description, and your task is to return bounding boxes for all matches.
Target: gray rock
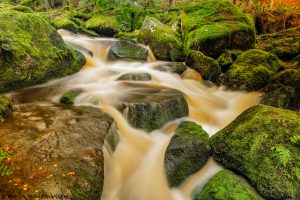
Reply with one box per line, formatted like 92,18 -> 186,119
165,121 -> 210,187
117,73 -> 152,81
0,104 -> 117,199
156,62 -> 187,74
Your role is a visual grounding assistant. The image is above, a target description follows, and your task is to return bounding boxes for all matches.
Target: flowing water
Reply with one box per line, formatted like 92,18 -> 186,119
9,30 -> 263,200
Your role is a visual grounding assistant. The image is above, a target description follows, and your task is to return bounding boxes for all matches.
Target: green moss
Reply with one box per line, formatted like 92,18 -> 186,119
217,49 -> 242,73
186,50 -> 221,83
182,0 -> 255,58
116,30 -> 139,41
194,170 -> 263,200
210,105 -> 300,199
165,121 -> 210,186
51,16 -> 80,32
0,10 -> 85,92
220,49 -> 281,91
261,86 -> 295,109
85,14 -> 121,37
0,95 -> 12,122
60,91 -> 81,105
137,17 -> 184,61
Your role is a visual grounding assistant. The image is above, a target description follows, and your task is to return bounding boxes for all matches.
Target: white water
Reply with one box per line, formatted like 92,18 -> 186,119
12,30 -> 262,200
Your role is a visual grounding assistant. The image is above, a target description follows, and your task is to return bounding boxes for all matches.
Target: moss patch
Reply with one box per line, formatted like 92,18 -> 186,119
85,14 -> 121,37
0,95 -> 12,122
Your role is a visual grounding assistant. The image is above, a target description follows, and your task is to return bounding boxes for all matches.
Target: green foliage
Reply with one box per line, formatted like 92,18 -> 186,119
60,90 -> 80,105
97,0 -> 116,10
290,135 -> 300,147
0,148 -> 12,177
271,146 -> 292,167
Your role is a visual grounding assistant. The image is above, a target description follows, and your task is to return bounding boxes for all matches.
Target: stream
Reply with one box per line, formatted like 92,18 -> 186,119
7,30 -> 262,200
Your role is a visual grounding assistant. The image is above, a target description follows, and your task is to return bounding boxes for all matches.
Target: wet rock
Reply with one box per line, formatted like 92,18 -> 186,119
257,27 -> 300,60
263,69 -> 300,110
85,14 -> 121,37
0,104 -> 117,199
60,90 -> 82,105
117,73 -> 152,81
108,40 -> 148,62
193,170 -> 263,200
137,17 -> 184,61
186,51 -> 221,83
219,49 -> 281,91
120,87 -> 189,132
210,105 -> 300,200
182,0 -> 255,58
155,62 -> 187,75
165,121 -> 210,187
0,95 -> 12,122
0,10 -> 85,93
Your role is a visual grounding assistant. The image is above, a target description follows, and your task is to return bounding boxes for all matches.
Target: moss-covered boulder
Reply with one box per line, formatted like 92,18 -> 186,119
210,105 -> 300,199
155,62 -> 187,75
182,0 -> 255,58
193,170 -> 263,200
262,69 -> 300,110
137,17 -> 184,61
219,49 -> 281,91
0,95 -> 12,122
257,27 -> 300,60
217,49 -> 242,73
186,51 -> 221,83
0,10 -> 85,93
51,16 -> 80,33
165,121 -> 210,187
108,40 -> 148,61
85,14 -> 121,37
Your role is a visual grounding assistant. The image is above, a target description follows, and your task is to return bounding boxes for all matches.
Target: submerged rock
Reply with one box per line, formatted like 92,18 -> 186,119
137,17 -> 184,61
0,95 -> 12,122
210,105 -> 300,199
108,40 -> 148,61
165,121 -> 210,187
182,0 -> 255,58
193,170 -> 263,200
0,104 -> 117,199
155,62 -> 187,75
186,51 -> 221,83
0,10 -> 85,93
117,73 -> 152,81
220,49 -> 281,91
120,87 -> 188,132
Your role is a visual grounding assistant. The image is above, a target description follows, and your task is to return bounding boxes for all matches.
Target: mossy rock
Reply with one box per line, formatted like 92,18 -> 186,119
85,14 -> 121,37
116,31 -> 139,41
193,170 -> 263,200
165,121 -> 210,187
182,0 -> 255,58
186,50 -> 221,83
137,17 -> 184,61
155,62 -> 187,75
0,10 -> 85,93
210,105 -> 300,199
219,49 -> 281,91
108,40 -> 148,61
263,69 -> 300,110
217,49 -> 242,73
0,95 -> 12,122
257,27 -> 300,60
60,90 -> 81,105
51,16 -> 80,33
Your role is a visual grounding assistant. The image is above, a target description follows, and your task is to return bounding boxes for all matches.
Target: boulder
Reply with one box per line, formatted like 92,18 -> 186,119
137,17 -> 184,61
261,86 -> 295,110
165,121 -> 210,187
0,95 -> 12,122
186,51 -> 221,83
193,170 -> 263,200
0,10 -> 85,93
182,0 -> 255,58
120,87 -> 189,132
219,49 -> 281,91
0,104 -> 117,199
85,14 -> 121,37
210,105 -> 300,199
117,73 -> 152,81
108,40 -> 148,61
217,49 -> 242,73
257,27 -> 300,60
155,62 -> 187,75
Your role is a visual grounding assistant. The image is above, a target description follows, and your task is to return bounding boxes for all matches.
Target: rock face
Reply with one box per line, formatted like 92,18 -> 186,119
186,51 -> 221,83
0,95 -> 12,122
210,105 -> 300,200
262,69 -> 300,110
137,17 -> 184,61
120,87 -> 189,132
182,0 -> 255,58
0,104 -> 117,199
165,121 -> 210,187
108,40 -> 148,61
85,14 -> 121,37
219,49 -> 281,91
257,27 -> 300,60
0,10 -> 85,93
193,170 -> 263,200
